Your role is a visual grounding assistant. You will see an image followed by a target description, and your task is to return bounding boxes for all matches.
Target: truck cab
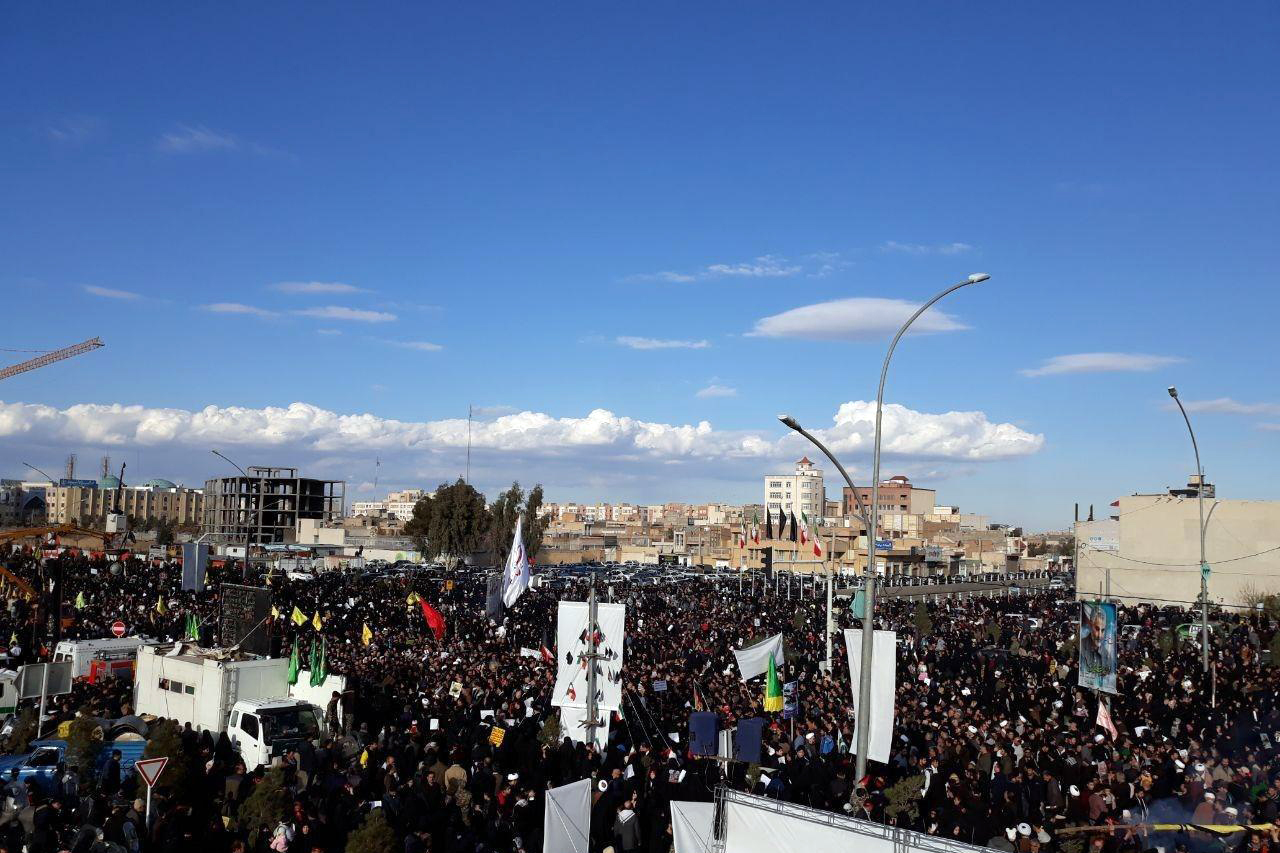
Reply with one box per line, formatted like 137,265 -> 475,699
227,698 -> 324,769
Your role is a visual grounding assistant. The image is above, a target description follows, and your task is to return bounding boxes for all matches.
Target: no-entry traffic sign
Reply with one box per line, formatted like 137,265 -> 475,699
135,756 -> 167,788
111,620 -> 127,638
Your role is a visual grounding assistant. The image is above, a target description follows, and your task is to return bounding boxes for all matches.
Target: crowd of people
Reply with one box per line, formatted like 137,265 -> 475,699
1,541 -> 1279,853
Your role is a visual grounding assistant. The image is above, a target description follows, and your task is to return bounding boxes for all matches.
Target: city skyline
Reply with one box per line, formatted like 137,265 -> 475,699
4,3 -> 1278,531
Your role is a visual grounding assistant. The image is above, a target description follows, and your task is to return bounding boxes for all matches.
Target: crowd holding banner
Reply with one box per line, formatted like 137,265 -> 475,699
1,539 -> 1279,853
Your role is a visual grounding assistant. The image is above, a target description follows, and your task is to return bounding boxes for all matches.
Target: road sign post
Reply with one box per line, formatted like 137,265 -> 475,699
134,756 -> 168,826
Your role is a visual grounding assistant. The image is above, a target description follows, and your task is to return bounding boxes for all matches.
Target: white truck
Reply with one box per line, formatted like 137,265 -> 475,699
134,644 -> 336,769
53,637 -> 156,680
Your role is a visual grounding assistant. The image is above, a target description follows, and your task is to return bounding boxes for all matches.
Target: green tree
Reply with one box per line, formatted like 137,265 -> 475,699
487,482 -> 548,565
65,713 -> 104,780
884,774 -> 925,824
913,602 -> 933,637
154,518 -> 175,546
6,709 -> 36,754
403,480 -> 490,567
346,808 -> 395,853
238,768 -> 291,837
142,719 -> 194,799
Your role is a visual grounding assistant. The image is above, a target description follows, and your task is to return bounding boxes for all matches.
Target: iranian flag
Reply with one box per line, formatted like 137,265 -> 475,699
737,524 -> 747,549
803,512 -> 823,557
798,512 -> 809,546
751,513 -> 760,545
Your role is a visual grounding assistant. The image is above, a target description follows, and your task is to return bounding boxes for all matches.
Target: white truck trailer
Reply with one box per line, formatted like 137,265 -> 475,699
134,644 -> 330,768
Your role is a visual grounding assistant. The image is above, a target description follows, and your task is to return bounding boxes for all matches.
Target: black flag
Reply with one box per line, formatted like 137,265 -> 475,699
789,511 -> 799,542
777,510 -> 787,540
765,509 -> 774,540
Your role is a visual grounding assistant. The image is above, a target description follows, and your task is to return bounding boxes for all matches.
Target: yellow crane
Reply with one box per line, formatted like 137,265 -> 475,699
0,337 -> 104,381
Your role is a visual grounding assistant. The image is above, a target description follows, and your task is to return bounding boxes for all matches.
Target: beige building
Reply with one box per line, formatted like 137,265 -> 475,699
1076,493 -> 1280,607
46,482 -> 204,526
764,457 -> 826,526
843,475 -> 936,520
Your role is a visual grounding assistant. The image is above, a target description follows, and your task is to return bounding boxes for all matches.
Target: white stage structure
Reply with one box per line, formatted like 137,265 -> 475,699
544,778 -> 592,853
671,800 -> 715,853
717,789 -> 995,853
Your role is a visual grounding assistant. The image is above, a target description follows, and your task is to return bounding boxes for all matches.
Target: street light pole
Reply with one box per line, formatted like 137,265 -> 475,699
1167,387 -> 1210,673
211,450 -> 254,579
862,272 -> 990,783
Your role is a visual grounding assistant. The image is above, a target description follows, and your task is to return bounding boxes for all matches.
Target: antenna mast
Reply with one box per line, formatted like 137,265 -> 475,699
465,404 -> 473,484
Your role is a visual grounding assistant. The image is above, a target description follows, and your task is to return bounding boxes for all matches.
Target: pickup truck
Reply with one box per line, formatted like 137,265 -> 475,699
0,738 -> 146,794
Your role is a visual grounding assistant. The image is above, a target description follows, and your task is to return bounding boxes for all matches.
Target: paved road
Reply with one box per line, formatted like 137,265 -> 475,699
835,576 -> 1053,601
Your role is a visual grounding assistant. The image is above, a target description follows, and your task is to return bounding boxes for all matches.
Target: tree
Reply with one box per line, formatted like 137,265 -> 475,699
142,719 -> 194,799
402,480 -> 489,567
154,518 -> 175,546
487,482 -> 548,565
346,808 -> 395,853
238,767 -> 291,842
65,713 -> 104,781
884,774 -> 925,824
913,602 -> 933,637
5,709 -> 36,754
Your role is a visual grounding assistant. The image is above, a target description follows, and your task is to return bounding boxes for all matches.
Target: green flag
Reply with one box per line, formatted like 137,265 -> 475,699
310,637 -> 327,687
764,655 -> 783,712
287,638 -> 301,686
74,591 -> 86,610
186,614 -> 199,640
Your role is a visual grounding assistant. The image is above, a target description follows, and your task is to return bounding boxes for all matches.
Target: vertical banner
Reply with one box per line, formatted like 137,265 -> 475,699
543,778 -> 591,853
1078,601 -> 1118,694
484,572 -> 503,621
559,705 -> 610,751
843,629 -> 896,765
781,681 -> 799,720
552,601 -> 625,710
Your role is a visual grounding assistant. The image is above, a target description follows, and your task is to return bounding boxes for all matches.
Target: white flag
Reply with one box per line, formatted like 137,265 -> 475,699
733,633 -> 784,682
1096,699 -> 1118,740
501,515 -> 531,607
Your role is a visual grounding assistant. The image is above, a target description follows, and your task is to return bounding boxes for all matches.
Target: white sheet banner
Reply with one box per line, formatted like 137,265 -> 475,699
843,628 -> 896,765
553,601 -> 625,711
732,633 -> 783,682
560,704 -> 610,751
544,778 -> 592,853
671,800 -> 716,853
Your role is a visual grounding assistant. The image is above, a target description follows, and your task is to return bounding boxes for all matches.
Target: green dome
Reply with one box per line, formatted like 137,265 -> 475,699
143,478 -> 177,489
99,475 -> 120,489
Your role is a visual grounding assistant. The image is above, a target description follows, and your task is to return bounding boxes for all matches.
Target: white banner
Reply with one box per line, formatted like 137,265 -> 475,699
559,704 -> 610,751
552,601 -> 625,711
843,628 -> 896,765
544,778 -> 592,853
671,800 -> 716,853
732,633 -> 783,682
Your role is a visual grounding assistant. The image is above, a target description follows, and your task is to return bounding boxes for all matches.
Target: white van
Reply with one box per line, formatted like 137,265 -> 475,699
53,637 -> 154,680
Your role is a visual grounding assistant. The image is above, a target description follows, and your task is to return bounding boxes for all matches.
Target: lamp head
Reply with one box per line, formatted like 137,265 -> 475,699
1167,387 -> 1178,399
778,414 -> 801,430
967,273 -> 991,284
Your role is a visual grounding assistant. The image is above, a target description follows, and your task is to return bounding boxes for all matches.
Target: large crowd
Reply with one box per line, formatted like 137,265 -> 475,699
1,541 -> 1279,853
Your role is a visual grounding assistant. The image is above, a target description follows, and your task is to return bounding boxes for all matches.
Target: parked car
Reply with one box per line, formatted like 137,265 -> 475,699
0,736 -> 147,794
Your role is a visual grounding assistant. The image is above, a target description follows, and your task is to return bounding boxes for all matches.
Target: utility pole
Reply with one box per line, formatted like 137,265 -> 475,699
584,572 -> 602,748
1168,387 -> 1211,673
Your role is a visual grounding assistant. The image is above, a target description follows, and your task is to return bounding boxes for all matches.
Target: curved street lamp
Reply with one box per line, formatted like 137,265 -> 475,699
785,273 -> 989,784
1166,386 -> 1211,672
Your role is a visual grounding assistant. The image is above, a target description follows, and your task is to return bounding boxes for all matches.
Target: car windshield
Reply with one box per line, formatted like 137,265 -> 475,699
257,706 -> 320,743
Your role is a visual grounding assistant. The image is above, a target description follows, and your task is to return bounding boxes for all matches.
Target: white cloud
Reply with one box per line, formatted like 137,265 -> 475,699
294,306 -> 397,323
272,281 -> 366,294
0,399 -> 1042,465
1020,352 -> 1184,378
386,340 -> 444,352
631,254 -> 805,282
316,328 -> 342,336
157,124 -> 240,153
83,285 -> 140,300
616,336 -> 710,350
47,116 -> 101,144
1174,397 -> 1280,416
201,302 -> 278,318
696,384 -> 738,398
748,297 -> 967,341
881,241 -> 973,255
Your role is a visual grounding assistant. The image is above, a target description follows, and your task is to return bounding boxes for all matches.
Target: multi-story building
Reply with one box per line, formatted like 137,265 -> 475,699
0,480 -> 46,525
349,488 -> 427,519
203,467 -> 344,546
44,478 -> 204,526
763,457 -> 826,525
843,476 -> 936,519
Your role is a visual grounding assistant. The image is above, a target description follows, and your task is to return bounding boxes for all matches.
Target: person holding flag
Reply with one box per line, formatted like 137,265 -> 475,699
501,514 -> 531,608
420,599 -> 446,641
764,656 -> 784,712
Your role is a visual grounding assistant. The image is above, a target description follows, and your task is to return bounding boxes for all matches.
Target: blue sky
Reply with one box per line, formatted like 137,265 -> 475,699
2,2 -> 1278,529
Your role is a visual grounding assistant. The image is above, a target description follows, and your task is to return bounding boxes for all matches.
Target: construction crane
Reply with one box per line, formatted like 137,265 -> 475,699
0,337 -> 104,382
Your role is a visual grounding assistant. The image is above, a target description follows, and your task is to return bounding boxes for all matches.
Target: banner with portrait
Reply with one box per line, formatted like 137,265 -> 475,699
1078,601 -> 1118,694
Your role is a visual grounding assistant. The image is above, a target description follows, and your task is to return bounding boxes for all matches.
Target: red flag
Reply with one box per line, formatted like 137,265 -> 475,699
539,629 -> 554,664
419,599 -> 446,641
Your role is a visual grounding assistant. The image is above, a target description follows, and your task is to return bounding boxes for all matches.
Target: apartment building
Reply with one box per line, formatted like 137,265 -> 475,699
45,479 -> 204,526
763,457 -> 826,525
843,475 -> 936,519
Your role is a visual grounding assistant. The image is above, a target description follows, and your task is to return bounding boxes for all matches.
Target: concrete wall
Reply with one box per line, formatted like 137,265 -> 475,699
1076,496 -> 1280,606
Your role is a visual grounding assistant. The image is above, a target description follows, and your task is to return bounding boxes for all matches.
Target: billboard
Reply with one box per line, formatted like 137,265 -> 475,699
1078,601 -> 1118,694
59,478 -> 98,489
220,584 -> 273,655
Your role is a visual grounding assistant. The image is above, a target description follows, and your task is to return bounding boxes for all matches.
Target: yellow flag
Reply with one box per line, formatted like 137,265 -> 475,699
290,606 -> 307,626
312,611 -> 322,631
406,592 -> 421,606
361,623 -> 373,646
271,605 -> 280,619
155,596 -> 167,615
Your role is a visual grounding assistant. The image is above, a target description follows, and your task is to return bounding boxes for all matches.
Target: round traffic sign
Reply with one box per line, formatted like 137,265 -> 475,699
111,620 -> 127,638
